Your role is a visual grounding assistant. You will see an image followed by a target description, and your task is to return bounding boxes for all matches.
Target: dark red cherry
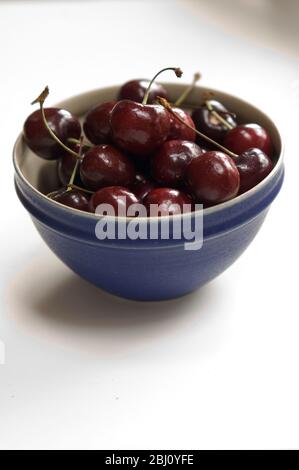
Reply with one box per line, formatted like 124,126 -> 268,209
89,186 -> 140,215
111,67 -> 182,157
223,123 -> 273,156
144,188 -> 193,216
110,100 -> 171,157
83,101 -> 115,144
168,107 -> 196,141
185,151 -> 240,205
236,148 -> 273,194
49,188 -> 90,211
23,107 -> 81,160
151,140 -> 204,187
80,144 -> 136,191
118,79 -> 168,104
192,100 -> 236,144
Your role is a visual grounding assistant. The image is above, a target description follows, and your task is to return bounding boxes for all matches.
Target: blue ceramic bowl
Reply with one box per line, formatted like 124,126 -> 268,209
13,84 -> 284,301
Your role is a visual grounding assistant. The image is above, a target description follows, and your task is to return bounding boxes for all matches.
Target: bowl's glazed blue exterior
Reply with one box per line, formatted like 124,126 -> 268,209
13,84 -> 284,301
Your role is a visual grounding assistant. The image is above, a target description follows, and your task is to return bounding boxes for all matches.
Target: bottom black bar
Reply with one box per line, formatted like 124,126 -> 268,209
100,450 -> 296,467
5,449 -> 298,464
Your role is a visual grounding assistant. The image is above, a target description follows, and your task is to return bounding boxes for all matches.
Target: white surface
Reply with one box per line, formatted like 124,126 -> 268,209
0,0 -> 298,450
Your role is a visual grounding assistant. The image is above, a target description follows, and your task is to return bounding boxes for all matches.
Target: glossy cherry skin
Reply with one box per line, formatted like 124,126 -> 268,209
118,79 -> 168,104
192,100 -> 237,144
223,123 -> 273,156
80,144 -> 136,191
151,140 -> 204,187
49,189 -> 90,212
168,107 -> 196,141
23,107 -> 81,160
144,188 -> 194,216
89,186 -> 140,215
83,101 -> 115,144
236,148 -> 273,194
185,151 -> 240,205
110,100 -> 171,157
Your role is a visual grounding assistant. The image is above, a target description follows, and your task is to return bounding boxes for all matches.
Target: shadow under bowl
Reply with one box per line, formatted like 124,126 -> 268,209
13,84 -> 284,301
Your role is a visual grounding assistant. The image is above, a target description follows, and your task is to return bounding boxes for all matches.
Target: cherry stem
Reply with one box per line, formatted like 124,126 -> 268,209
68,137 -> 92,148
67,136 -> 84,191
47,190 -> 61,198
174,72 -> 201,106
157,97 -> 238,158
31,86 -> 81,159
68,184 -> 94,195
47,184 -> 94,198
205,100 -> 234,130
142,67 -> 183,105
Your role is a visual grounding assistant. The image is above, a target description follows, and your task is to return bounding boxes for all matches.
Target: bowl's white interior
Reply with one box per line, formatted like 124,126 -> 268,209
15,83 -> 283,200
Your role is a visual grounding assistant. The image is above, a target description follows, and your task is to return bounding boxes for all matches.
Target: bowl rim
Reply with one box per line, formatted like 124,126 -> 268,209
13,82 -> 284,222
